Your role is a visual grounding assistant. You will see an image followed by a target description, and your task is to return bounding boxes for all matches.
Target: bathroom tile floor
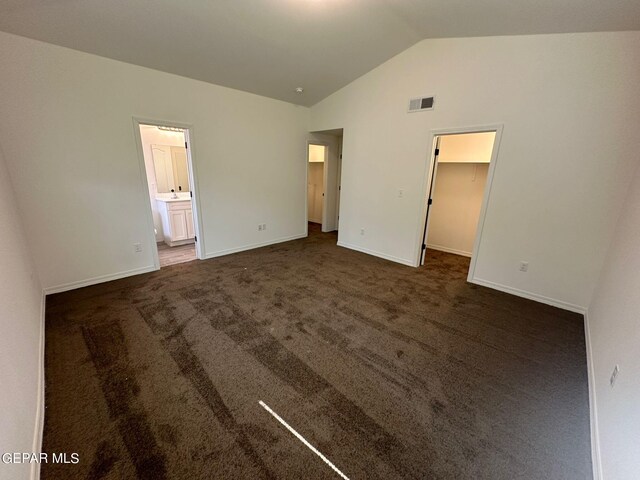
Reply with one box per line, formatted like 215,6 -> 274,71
157,242 -> 196,267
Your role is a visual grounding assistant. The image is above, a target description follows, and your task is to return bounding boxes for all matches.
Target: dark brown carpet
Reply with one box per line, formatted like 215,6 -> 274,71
43,223 -> 591,479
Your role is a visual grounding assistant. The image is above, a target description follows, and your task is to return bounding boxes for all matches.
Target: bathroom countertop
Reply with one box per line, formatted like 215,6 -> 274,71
155,196 -> 191,203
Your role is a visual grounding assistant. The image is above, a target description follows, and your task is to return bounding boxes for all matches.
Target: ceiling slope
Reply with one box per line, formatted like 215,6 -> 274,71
0,0 -> 638,106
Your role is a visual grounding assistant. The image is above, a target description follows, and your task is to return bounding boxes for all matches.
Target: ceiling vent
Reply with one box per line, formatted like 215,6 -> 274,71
408,96 -> 435,113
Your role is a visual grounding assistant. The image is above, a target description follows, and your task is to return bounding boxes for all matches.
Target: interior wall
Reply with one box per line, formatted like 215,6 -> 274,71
310,31 -> 640,310
308,144 -> 325,163
0,31 -> 310,292
307,161 -> 324,224
0,146 -> 43,480
427,163 -> 489,257
587,161 -> 640,480
438,132 -> 494,163
139,126 -> 185,242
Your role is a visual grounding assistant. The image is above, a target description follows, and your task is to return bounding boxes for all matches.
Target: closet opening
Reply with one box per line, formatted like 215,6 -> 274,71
419,129 -> 500,279
307,143 -> 327,229
134,120 -> 203,268
306,129 -> 343,236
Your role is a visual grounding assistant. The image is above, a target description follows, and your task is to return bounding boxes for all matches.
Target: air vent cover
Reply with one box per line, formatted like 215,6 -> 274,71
408,96 -> 435,113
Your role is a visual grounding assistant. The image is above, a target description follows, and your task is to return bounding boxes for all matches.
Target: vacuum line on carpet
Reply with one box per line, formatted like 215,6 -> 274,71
258,400 -> 350,480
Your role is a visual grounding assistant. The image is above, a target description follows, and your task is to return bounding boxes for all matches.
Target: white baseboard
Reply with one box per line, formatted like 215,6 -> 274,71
470,276 -> 586,314
44,234 -> 307,294
471,277 -> 600,476
43,265 -> 158,295
337,241 -> 416,267
30,293 -> 46,480
205,233 -> 307,260
584,309 -> 602,480
426,243 -> 472,258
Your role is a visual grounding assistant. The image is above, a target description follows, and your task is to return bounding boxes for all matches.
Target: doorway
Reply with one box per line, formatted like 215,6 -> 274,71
418,127 -> 501,280
307,143 -> 326,226
134,120 -> 203,268
306,129 -> 343,235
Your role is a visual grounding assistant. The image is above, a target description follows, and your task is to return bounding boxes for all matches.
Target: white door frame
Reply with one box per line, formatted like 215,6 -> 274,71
132,117 -> 206,268
419,135 -> 442,266
335,141 -> 342,230
305,141 -> 329,230
414,124 -> 503,281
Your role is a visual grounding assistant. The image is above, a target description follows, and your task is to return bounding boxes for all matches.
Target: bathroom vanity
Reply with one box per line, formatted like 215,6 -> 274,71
156,197 -> 195,246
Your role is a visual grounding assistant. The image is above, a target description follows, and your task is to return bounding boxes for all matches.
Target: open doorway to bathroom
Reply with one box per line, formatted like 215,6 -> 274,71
136,121 -> 201,268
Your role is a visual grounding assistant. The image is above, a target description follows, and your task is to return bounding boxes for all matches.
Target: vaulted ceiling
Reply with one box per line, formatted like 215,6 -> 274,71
1,0 -> 638,106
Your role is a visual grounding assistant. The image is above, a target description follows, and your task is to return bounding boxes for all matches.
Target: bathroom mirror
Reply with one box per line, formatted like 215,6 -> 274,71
151,144 -> 190,193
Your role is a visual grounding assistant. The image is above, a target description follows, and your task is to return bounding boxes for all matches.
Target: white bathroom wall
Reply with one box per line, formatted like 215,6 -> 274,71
139,125 -> 185,242
0,146 -> 44,480
0,31 -> 310,292
427,163 -> 489,257
310,31 -> 640,310
586,160 -> 640,480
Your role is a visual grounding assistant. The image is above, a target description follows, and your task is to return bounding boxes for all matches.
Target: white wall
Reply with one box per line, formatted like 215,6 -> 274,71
0,146 -> 44,480
438,132 -> 494,163
308,144 -> 325,163
0,31 -> 310,292
307,161 -> 324,224
587,160 -> 640,480
139,126 -> 186,242
427,163 -> 489,256
310,31 -> 640,310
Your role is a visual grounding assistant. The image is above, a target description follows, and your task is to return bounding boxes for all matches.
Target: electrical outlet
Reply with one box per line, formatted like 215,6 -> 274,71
610,364 -> 620,387
360,228 -> 365,235
258,224 -> 263,231
398,189 -> 404,198
262,223 -> 267,230
519,261 -> 529,272
134,243 -> 142,253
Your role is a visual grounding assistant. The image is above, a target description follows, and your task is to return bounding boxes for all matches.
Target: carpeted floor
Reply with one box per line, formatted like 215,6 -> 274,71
42,224 -> 592,479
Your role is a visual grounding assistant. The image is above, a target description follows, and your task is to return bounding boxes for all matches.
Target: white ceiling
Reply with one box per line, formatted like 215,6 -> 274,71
1,0 -> 638,106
